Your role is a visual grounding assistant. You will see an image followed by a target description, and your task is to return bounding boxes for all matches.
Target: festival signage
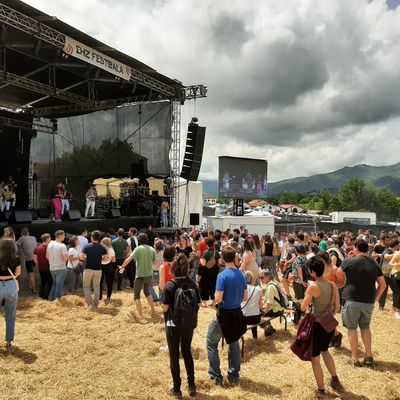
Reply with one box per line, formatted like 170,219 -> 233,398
63,36 -> 133,81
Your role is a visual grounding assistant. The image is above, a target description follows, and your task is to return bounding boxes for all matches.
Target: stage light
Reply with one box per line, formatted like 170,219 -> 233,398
191,117 -> 198,124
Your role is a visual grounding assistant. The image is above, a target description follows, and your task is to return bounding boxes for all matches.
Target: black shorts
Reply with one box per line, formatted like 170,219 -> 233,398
25,260 -> 35,273
312,322 -> 335,357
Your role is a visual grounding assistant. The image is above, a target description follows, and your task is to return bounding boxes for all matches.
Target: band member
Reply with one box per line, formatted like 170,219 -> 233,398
61,184 -> 71,215
0,182 -> 5,212
51,182 -> 64,221
161,198 -> 169,227
6,175 -> 17,207
85,184 -> 97,218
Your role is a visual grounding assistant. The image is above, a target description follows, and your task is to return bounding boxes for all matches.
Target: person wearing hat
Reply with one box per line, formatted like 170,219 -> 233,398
85,183 -> 97,218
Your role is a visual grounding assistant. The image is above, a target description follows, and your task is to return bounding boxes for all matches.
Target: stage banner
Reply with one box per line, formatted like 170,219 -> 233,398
63,36 -> 133,81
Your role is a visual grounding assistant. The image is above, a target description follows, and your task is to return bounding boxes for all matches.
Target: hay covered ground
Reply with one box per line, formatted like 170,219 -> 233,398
1,290 -> 399,400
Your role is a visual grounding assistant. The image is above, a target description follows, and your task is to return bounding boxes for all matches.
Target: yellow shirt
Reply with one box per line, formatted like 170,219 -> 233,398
264,283 -> 284,313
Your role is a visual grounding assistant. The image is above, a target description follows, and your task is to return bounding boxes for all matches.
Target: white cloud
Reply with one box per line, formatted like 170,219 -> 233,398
25,0 -> 400,182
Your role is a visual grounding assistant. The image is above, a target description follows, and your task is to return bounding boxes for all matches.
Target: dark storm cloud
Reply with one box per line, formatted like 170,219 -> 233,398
210,13 -> 253,54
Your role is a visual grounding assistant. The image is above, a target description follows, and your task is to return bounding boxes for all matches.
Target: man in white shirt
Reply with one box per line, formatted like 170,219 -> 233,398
77,229 -> 88,253
46,230 -> 68,301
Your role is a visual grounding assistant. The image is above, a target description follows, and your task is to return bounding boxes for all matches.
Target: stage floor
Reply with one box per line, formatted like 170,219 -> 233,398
2,216 -> 177,239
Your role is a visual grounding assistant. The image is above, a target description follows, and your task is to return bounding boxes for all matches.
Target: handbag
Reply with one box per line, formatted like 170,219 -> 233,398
290,313 -> 315,361
7,268 -> 19,292
314,282 -> 338,333
73,261 -> 84,274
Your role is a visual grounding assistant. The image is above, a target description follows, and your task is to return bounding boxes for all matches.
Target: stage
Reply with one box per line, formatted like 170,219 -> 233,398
2,216 -> 179,240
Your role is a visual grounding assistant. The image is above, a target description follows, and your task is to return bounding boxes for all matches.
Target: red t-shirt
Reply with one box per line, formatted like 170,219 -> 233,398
197,239 -> 208,257
33,244 -> 49,271
163,262 -> 174,284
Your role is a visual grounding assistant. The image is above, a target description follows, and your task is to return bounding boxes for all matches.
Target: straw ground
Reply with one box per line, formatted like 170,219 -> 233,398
1,291 -> 399,400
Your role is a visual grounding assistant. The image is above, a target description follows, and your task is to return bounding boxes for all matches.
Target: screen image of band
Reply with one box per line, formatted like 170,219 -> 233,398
218,156 -> 268,198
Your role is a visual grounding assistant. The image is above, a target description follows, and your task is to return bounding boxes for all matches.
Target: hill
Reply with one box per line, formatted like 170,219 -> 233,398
268,162 -> 400,194
201,163 -> 400,196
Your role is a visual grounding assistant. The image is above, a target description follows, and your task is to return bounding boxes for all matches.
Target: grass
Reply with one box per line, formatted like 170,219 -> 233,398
0,290 -> 399,400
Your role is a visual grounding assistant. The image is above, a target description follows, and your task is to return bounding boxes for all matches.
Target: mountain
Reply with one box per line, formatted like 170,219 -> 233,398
268,163 -> 400,195
201,162 -> 400,196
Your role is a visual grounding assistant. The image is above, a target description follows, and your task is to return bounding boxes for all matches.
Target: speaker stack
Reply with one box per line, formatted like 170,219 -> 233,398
180,119 -> 206,182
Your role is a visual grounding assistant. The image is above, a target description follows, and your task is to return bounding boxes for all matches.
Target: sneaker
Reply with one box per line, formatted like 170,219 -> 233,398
316,389 -> 326,398
333,332 -> 343,348
264,326 -> 276,337
330,376 -> 344,391
347,358 -> 362,367
188,386 -> 197,397
394,312 -> 400,320
5,341 -> 12,349
227,376 -> 240,385
169,388 -> 183,399
210,377 -> 223,387
363,356 -> 374,367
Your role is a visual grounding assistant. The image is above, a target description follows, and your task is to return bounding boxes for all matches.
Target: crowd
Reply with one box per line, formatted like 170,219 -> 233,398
0,224 -> 399,398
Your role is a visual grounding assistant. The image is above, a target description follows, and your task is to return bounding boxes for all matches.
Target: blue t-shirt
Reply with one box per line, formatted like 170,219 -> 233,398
82,243 -> 107,270
216,268 -> 247,310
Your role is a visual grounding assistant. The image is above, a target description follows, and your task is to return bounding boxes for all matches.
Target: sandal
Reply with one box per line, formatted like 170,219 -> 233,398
363,356 -> 374,367
347,358 -> 362,367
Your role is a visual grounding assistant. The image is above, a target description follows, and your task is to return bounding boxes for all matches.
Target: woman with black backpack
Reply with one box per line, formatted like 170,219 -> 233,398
162,253 -> 201,399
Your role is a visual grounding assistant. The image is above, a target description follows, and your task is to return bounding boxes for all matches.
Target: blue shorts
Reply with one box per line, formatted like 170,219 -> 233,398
342,300 -> 374,330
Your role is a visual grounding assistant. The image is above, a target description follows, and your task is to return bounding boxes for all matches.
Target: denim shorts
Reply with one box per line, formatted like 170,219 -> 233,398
342,300 -> 374,330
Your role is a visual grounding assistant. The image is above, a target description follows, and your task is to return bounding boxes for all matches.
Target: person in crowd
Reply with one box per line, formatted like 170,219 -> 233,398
149,239 -> 164,302
198,238 -> 220,307
318,232 -> 328,252
300,256 -> 342,396
375,239 -> 398,310
16,227 -> 37,294
50,182 -> 64,221
0,239 -> 21,348
33,233 -> 52,300
46,230 -> 68,301
262,234 -> 276,275
159,245 -> 177,301
162,253 -> 201,399
291,245 -> 311,300
252,234 -> 263,267
336,239 -> 386,366
2,227 -> 17,252
66,236 -> 81,293
145,224 -> 155,248
77,229 -> 89,254
108,227 -> 117,241
259,269 -> 284,336
240,238 -> 260,283
206,246 -> 248,386
384,248 -> 400,319
229,228 -> 243,245
327,238 -> 345,268
80,230 -> 107,308
241,271 -> 263,338
161,198 -> 169,228
176,233 -> 193,259
99,237 -> 116,303
307,243 -> 319,260
125,227 -> 139,289
281,237 -> 296,299
119,233 -> 156,319
319,252 -> 343,347
84,183 -> 97,218
278,232 -> 291,273
112,228 -> 130,291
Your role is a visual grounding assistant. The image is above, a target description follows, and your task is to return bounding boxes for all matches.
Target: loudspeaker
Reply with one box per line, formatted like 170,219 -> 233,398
180,123 -> 206,181
234,199 -> 244,216
106,208 -> 121,218
7,211 -> 33,224
189,213 -> 200,226
62,210 -> 81,221
36,208 -> 50,218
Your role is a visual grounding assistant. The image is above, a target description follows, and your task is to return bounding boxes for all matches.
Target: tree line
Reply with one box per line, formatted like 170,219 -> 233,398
264,178 -> 400,221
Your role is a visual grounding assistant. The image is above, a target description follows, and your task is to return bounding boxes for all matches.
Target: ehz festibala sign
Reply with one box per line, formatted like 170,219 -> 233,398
63,36 -> 133,81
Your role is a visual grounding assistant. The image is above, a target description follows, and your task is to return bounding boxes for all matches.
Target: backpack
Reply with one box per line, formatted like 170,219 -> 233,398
269,282 -> 289,308
171,280 -> 199,330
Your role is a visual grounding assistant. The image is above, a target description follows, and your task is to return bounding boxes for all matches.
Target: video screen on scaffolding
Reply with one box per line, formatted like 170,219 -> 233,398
218,156 -> 268,199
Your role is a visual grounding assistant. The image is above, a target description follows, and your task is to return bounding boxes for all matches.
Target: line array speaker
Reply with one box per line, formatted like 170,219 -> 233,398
180,122 -> 206,182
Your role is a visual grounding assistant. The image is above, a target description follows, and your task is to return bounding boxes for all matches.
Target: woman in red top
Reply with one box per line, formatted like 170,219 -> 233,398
159,245 -> 176,300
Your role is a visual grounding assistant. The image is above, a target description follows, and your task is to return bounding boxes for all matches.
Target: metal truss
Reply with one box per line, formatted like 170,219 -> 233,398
32,96 -> 169,118
182,85 -> 207,102
0,3 -> 176,97
0,70 -> 91,106
170,100 -> 181,227
0,114 -> 53,134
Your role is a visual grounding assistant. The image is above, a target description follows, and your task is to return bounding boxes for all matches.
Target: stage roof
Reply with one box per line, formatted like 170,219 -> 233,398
0,0 -> 184,118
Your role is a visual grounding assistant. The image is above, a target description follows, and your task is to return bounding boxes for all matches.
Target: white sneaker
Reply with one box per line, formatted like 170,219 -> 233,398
395,312 -> 400,320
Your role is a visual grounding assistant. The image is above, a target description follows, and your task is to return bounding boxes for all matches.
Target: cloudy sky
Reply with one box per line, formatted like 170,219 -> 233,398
26,0 -> 400,182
